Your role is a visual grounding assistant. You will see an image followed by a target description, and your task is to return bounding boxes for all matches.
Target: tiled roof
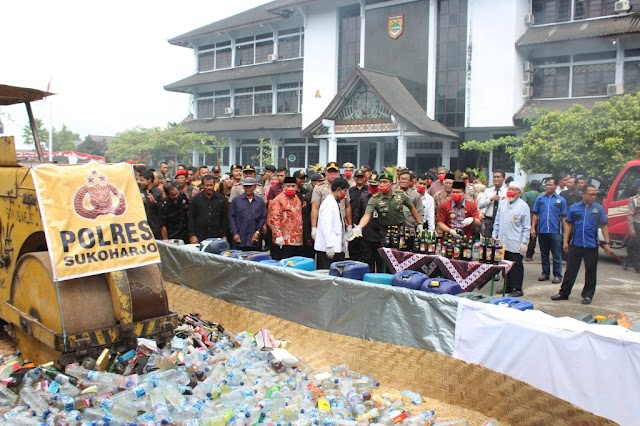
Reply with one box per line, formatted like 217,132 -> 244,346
169,0 -> 319,46
517,14 -> 640,47
183,113 -> 302,133
302,67 -> 458,140
513,97 -> 610,121
164,59 -> 303,92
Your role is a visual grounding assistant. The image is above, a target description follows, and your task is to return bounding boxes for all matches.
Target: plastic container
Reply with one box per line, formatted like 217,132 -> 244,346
391,270 -> 429,290
237,251 -> 271,262
219,250 -> 244,258
259,259 -> 282,267
329,261 -> 369,280
200,238 -> 230,254
489,297 -> 534,311
419,278 -> 463,295
280,256 -> 315,271
363,273 -> 394,285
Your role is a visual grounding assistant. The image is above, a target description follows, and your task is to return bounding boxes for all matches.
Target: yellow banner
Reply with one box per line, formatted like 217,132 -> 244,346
31,161 -> 160,281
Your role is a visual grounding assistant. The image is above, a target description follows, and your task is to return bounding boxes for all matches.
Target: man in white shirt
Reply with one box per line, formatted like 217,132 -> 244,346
315,177 -> 350,269
416,174 -> 435,231
478,169 -> 507,238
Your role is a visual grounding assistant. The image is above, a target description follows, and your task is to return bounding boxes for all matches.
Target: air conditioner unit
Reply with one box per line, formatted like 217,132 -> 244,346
615,0 -> 631,12
523,72 -> 534,84
267,53 -> 278,62
224,107 -> 233,115
524,61 -> 534,73
607,83 -> 624,95
524,14 -> 535,25
523,85 -> 534,98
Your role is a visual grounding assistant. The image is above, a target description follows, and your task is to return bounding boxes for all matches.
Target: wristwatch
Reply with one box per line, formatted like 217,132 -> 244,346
604,241 -> 611,245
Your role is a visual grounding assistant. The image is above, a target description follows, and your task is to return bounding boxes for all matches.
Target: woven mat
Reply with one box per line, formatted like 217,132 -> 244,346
165,282 -> 615,426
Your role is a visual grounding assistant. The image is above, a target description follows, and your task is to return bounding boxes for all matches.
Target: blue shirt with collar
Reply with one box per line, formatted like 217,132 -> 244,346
532,192 -> 567,234
566,200 -> 607,248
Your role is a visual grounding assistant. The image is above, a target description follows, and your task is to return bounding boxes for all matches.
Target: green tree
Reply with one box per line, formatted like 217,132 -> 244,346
250,138 -> 275,166
462,93 -> 640,179
53,124 -> 80,151
22,118 -> 48,146
76,136 -> 109,157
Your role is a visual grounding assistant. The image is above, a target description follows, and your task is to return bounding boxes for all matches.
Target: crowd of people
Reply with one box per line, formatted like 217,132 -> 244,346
135,161 -> 637,305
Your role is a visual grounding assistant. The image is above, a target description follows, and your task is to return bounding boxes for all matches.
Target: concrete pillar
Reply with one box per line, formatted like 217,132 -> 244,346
376,139 -> 383,171
396,135 -> 407,167
441,140 -> 451,169
229,138 -> 237,167
319,139 -> 328,165
328,136 -> 338,162
192,150 -> 199,167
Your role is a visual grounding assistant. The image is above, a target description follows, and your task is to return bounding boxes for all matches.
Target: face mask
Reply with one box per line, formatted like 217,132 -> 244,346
271,180 -> 278,187
379,185 -> 391,194
438,174 -> 445,182
451,193 -> 463,204
426,179 -> 432,186
507,190 -> 517,198
368,186 -> 378,195
339,191 -> 346,200
416,185 -> 426,195
344,171 -> 353,179
284,188 -> 297,197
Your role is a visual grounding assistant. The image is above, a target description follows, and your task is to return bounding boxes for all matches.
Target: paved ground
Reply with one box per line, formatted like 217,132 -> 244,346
474,249 -> 640,325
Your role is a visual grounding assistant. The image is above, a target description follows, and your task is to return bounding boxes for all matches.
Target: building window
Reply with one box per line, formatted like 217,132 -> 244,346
623,49 -> 640,93
337,143 -> 358,166
234,86 -> 273,116
338,4 -> 361,89
532,0 -> 570,25
277,82 -> 302,113
278,27 -> 304,60
531,52 -> 615,98
435,0 -> 467,128
214,90 -> 231,117
283,143 -> 306,168
234,33 -> 274,67
197,96 -> 213,119
198,41 -> 232,72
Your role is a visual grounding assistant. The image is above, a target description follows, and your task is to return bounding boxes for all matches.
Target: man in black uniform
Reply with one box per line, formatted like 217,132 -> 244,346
139,169 -> 163,239
293,169 -> 314,259
348,169 -> 368,261
353,177 -> 382,272
188,175 -> 229,243
159,183 -> 190,242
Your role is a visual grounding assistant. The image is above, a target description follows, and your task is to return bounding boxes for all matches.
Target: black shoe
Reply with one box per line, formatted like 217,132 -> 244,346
551,293 -> 569,301
582,297 -> 592,305
509,289 -> 524,297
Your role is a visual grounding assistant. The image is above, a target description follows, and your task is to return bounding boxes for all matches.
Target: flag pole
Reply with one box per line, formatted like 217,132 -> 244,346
47,76 -> 53,162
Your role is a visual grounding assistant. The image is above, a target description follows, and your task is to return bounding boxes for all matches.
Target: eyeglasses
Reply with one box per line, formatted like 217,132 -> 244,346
585,193 -> 597,197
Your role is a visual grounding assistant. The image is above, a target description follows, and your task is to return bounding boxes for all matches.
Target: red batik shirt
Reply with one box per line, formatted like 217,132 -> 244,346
269,193 -> 303,246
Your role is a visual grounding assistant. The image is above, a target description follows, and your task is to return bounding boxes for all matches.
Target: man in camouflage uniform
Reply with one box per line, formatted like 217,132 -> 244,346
230,164 -> 264,202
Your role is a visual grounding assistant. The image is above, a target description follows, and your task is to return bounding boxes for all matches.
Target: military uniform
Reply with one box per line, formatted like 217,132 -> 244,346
365,189 -> 414,238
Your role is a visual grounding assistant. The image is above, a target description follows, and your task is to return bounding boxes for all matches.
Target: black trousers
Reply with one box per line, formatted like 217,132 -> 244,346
316,251 -> 345,270
627,222 -> 640,271
526,223 -> 537,258
348,239 -> 362,261
360,240 -> 383,273
270,244 -> 303,261
482,217 -> 495,238
559,246 -> 599,299
504,251 -> 524,290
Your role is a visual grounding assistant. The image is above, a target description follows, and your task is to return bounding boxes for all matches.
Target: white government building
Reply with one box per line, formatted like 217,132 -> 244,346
165,0 -> 640,177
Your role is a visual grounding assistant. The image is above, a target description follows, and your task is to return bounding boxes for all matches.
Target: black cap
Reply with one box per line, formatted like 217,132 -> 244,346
264,164 -> 276,172
292,170 -> 306,179
326,162 -> 340,172
284,176 -> 297,184
243,164 -> 256,173
230,164 -> 242,172
354,169 -> 366,177
445,173 -> 455,180
310,173 -> 325,182
452,181 -> 466,190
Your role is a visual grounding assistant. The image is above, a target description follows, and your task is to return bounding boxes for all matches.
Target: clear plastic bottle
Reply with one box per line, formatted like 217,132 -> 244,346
433,419 -> 469,426
19,386 -> 50,416
0,384 -> 17,406
146,353 -> 178,371
221,387 -> 255,406
163,383 -> 187,410
150,386 -> 172,424
82,407 -> 115,423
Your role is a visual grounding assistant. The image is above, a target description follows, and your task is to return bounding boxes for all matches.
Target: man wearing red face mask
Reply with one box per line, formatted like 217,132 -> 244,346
268,177 -> 303,260
417,174 -> 436,231
343,162 -> 356,187
350,172 -> 423,242
437,181 -> 481,239
348,169 -> 369,261
428,166 -> 449,196
492,181 -> 531,297
311,162 -> 352,242
352,177 -> 383,271
315,178 -> 350,269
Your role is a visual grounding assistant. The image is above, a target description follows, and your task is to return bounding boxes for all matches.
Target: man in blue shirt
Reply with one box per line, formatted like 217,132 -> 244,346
531,177 -> 567,283
551,185 -> 612,305
492,181 -> 531,297
229,177 -> 267,251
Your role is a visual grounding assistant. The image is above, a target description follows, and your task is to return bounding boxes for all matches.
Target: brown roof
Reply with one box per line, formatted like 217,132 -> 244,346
301,67 -> 457,139
513,97 -> 610,121
517,14 -> 640,47
164,59 -> 303,92
183,113 -> 301,133
169,0 -> 319,46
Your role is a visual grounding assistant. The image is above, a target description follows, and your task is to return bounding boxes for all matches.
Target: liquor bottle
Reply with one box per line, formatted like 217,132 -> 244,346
489,238 -> 497,264
446,238 -> 453,259
398,226 -> 406,250
413,227 -> 421,253
391,227 -> 399,249
480,237 -> 488,263
384,228 -> 391,248
407,226 -> 414,252
419,231 -> 427,254
435,235 -> 442,256
453,236 -> 461,259
462,237 -> 470,261
472,238 -> 481,261
494,239 -> 503,264
427,232 -> 435,254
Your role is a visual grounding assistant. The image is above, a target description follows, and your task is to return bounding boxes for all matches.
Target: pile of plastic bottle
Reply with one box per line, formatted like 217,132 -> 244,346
0,314 -> 496,426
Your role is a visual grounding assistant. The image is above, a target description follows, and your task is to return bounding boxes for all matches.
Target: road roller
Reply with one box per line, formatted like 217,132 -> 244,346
0,84 -> 177,365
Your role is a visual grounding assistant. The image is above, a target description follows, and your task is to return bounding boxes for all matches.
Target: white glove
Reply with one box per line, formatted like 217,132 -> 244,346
449,228 -> 459,238
311,227 -> 317,240
326,247 -> 335,259
275,236 -> 284,248
520,242 -> 528,256
347,224 -> 353,232
416,224 -> 424,234
462,217 -> 474,227
347,225 -> 363,241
